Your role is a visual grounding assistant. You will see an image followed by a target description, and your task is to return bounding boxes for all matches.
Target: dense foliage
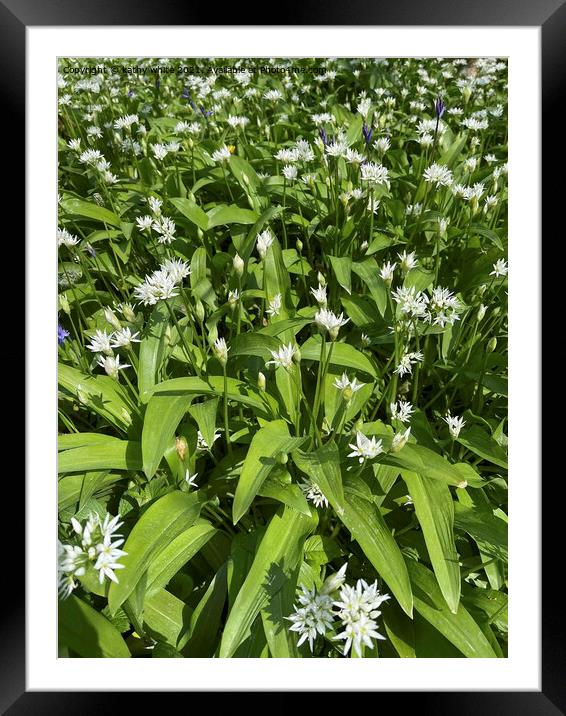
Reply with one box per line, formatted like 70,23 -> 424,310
57,56 -> 508,658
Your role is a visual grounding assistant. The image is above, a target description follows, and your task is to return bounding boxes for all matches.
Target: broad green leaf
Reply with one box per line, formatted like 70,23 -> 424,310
61,197 -> 121,227
183,563 -> 228,657
58,440 -> 142,473
407,560 -> 497,658
380,443 -> 468,488
58,433 -> 123,451
143,588 -> 192,650
59,363 -> 133,432
454,502 -> 508,562
301,335 -> 378,378
108,490 -> 206,614
329,255 -> 352,295
170,197 -> 209,230
151,375 -> 277,419
207,204 -> 259,228
258,471 -> 312,516
146,522 -> 216,595
233,420 -> 307,524
230,332 -> 281,360
402,470 -> 460,613
352,258 -> 388,316
142,394 -> 191,478
263,235 -> 292,319
188,398 -> 219,451
138,301 -> 169,403
59,595 -> 130,657
456,425 -> 508,469
58,472 -> 124,510
220,505 -> 316,657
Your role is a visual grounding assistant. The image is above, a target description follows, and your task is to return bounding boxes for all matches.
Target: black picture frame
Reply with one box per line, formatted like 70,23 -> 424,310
12,0 -> 555,709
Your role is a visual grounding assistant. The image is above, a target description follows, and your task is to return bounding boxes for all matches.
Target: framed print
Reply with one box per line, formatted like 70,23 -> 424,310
10,0 -> 556,708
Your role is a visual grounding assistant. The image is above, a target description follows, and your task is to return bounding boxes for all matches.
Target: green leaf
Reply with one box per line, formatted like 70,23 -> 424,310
300,335 -> 377,378
380,443 -> 468,488
407,560 -> 497,658
146,522 -> 217,595
229,333 -> 281,361
402,471 -> 460,613
352,258 -> 388,316
183,563 -> 228,657
207,204 -> 259,228
456,425 -> 508,468
329,255 -> 352,295
233,421 -> 307,524
170,197 -> 209,230
61,197 -> 121,227
454,502 -> 508,562
151,376 -> 277,419
263,235 -> 292,319
142,394 -> 191,479
108,490 -> 206,614
188,398 -> 219,450
220,505 -> 316,657
258,471 -> 312,516
59,363 -> 133,432
57,440 -> 142,473
59,595 -> 130,657
143,588 -> 192,650
138,301 -> 169,403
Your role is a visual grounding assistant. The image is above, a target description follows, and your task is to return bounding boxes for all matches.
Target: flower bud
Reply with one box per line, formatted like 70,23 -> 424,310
329,326 -> 340,341
104,307 -> 122,330
342,385 -> 354,402
487,337 -> 497,352
194,299 -> 205,323
477,304 -> 487,322
59,294 -> 71,315
276,451 -> 288,465
296,239 -> 303,253
175,436 -> 188,461
292,347 -> 301,365
391,427 -> 411,453
121,304 -> 136,323
233,252 -> 244,276
257,372 -> 266,391
320,563 -> 348,595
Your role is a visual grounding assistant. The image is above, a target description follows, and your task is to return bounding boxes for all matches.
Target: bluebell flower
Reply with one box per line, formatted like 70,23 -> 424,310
318,127 -> 329,146
435,96 -> 446,119
58,324 -> 70,346
199,105 -> 213,118
362,123 -> 373,146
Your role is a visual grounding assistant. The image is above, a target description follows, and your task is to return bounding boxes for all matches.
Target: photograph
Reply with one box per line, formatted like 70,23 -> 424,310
56,55 -> 509,660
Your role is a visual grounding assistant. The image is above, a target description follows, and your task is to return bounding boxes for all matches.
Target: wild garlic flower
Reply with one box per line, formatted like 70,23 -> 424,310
360,162 -> 390,189
211,145 -> 232,163
315,308 -> 350,340
373,136 -> 391,154
310,283 -> 327,307
300,480 -> 329,509
266,343 -> 298,369
110,327 -> 141,349
97,354 -> 131,378
333,373 -> 365,401
151,216 -> 176,245
151,143 -> 169,160
348,432 -> 384,463
114,113 -> 139,130
185,470 -> 198,488
391,286 -> 428,319
394,351 -> 424,377
490,259 -> 508,277
379,261 -> 396,283
391,427 -> 411,452
390,400 -> 414,423
57,227 -> 79,248
136,214 -> 154,231
134,269 -> 179,305
333,579 -> 389,657
263,89 -> 283,101
282,164 -> 298,181
86,329 -> 113,355
397,250 -> 418,273
425,287 -> 462,327
325,136 -> 349,158
196,429 -> 221,452
213,337 -> 229,365
423,163 -> 453,188
287,586 -> 335,651
147,196 -> 162,215
444,412 -> 466,439
256,229 -> 275,259
266,293 -> 282,317
161,257 -> 191,283
58,512 -> 127,598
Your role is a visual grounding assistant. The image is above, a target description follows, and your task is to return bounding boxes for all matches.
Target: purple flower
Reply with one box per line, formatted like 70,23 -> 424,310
199,105 -> 213,118
318,127 -> 329,146
58,324 -> 70,346
362,123 -> 373,146
435,96 -> 446,119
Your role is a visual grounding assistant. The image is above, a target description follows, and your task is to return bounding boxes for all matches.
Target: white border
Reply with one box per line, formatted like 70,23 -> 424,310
27,27 -> 540,691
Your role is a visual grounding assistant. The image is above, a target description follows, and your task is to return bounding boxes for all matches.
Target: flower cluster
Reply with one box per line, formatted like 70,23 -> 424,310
58,512 -> 127,599
287,565 -> 390,656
